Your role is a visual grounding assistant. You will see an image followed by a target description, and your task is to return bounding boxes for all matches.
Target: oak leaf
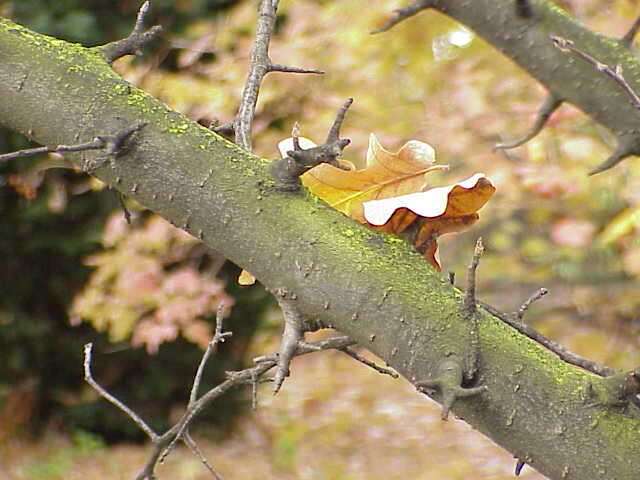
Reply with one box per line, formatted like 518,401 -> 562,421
279,134 -> 447,222
363,173 -> 495,270
279,135 -> 495,270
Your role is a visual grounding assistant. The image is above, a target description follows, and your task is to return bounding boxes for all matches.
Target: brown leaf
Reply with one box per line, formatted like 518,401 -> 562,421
363,174 -> 495,270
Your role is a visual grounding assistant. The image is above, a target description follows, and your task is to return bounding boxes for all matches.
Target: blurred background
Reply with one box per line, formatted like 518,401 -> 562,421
1,0 -> 639,478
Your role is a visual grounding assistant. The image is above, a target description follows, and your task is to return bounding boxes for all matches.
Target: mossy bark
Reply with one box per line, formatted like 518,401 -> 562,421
1,10 -> 640,479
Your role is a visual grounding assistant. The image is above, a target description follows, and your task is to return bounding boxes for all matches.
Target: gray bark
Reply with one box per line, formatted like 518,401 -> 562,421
2,3 -> 640,477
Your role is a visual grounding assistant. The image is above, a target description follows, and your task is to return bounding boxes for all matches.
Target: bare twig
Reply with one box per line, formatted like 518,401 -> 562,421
517,287 -> 548,321
129,335 -> 354,478
184,433 -> 224,480
551,35 -> 640,109
340,347 -> 399,378
479,301 -> 615,377
83,343 -> 158,441
98,1 -> 163,63
189,306 -> 232,405
494,94 -> 563,150
463,238 -> 484,314
371,0 -> 434,34
231,0 -> 323,151
0,138 -> 104,163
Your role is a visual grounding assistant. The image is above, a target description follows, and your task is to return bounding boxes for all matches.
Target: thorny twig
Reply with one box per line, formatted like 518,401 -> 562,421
98,1 -> 163,63
340,347 -> 399,379
220,0 -> 323,151
551,35 -> 640,110
271,98 -> 353,190
84,335 -> 356,479
0,122 -> 147,166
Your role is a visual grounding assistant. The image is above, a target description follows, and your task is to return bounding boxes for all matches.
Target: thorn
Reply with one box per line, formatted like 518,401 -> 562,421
326,98 -> 353,143
517,288 -> 548,320
267,64 -> 324,75
370,0 -> 433,34
494,94 -> 562,150
292,122 -> 301,151
341,347 -> 399,378
588,139 -> 636,175
448,271 -> 455,286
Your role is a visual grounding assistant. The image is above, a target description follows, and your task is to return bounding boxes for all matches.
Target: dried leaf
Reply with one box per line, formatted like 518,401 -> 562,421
280,134 -> 447,222
363,173 -> 495,270
279,135 -> 494,270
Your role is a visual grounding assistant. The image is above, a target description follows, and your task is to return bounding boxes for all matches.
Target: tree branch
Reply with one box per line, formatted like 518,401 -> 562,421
3,13 -> 640,478
229,0 -> 323,151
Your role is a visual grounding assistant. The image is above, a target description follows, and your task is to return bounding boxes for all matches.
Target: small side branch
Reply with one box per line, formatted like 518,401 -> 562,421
83,343 -> 158,441
494,94 -> 562,150
479,301 -> 615,377
0,138 -> 104,164
97,1 -> 162,63
271,98 -> 353,191
371,0 -> 435,34
0,122 -> 148,167
416,359 -> 487,420
463,238 -> 484,314
516,287 -> 548,321
189,306 -> 232,405
551,36 -> 640,109
231,0 -> 323,152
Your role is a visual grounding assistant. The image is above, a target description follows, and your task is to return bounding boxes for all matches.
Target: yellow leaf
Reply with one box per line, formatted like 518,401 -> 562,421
363,174 -> 495,270
279,134 -> 494,270
301,133 -> 447,222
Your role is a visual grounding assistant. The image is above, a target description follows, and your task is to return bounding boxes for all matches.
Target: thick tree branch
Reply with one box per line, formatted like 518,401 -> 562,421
3,14 -> 640,479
